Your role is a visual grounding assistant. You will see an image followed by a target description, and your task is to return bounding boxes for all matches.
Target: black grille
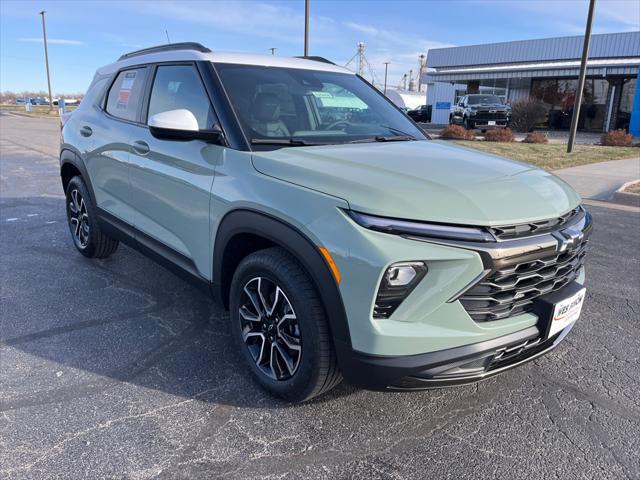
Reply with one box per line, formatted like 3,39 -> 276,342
460,241 -> 587,322
488,208 -> 581,240
475,110 -> 508,120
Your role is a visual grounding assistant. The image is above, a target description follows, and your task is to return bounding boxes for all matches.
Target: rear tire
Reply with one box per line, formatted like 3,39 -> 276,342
65,176 -> 119,259
230,247 -> 342,402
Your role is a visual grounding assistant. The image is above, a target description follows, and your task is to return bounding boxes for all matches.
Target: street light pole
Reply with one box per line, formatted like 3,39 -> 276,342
567,0 -> 596,153
383,62 -> 390,95
39,11 -> 54,113
304,0 -> 309,56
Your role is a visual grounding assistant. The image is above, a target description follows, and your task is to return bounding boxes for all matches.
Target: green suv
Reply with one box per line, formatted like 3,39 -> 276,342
60,43 -> 592,402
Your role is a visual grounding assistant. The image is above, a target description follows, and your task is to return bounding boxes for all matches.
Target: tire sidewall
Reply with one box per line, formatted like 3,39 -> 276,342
65,176 -> 99,258
229,252 -> 324,401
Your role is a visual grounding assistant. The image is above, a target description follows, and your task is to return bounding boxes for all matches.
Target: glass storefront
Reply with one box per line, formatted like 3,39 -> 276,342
616,77 -> 637,131
531,78 -> 609,131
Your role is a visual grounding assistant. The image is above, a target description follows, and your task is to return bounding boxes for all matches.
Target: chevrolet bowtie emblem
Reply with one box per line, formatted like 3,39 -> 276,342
555,227 -> 584,253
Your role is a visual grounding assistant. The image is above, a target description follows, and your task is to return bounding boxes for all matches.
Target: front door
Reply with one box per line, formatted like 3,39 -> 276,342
128,63 -> 222,279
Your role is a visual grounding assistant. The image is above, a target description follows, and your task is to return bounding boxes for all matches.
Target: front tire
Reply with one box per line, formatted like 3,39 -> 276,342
65,176 -> 119,258
230,247 -> 342,402
464,117 -> 474,130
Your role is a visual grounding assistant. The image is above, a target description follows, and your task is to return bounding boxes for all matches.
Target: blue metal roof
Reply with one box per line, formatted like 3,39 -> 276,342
427,31 -> 640,69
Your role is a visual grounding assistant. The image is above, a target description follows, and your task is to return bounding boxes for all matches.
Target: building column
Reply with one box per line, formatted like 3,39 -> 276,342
607,77 -> 623,132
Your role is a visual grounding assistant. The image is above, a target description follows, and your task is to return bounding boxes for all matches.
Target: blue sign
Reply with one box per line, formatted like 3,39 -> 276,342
629,66 -> 640,137
435,102 -> 451,110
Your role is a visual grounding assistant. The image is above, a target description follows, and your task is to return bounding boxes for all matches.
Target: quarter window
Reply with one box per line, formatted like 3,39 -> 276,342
147,65 -> 214,129
105,68 -> 148,122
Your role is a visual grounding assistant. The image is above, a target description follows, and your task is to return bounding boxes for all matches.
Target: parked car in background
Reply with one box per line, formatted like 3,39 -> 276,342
60,43 -> 591,402
407,104 -> 432,123
450,94 -> 511,130
30,97 -> 50,106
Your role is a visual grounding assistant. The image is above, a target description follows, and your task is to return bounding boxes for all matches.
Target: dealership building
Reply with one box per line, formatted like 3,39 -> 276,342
423,31 -> 639,132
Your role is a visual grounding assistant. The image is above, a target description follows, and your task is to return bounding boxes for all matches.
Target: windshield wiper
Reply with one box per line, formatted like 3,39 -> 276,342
250,138 -> 327,147
346,135 -> 416,144
380,125 -> 415,137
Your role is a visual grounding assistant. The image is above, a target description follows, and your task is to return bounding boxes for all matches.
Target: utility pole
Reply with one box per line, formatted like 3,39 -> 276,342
269,47 -> 277,55
357,42 -> 366,76
418,54 -> 426,92
304,0 -> 309,56
383,62 -> 390,95
39,11 -> 53,113
567,0 -> 596,153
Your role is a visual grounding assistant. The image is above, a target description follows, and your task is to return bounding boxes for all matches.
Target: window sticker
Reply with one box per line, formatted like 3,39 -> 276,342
116,71 -> 137,110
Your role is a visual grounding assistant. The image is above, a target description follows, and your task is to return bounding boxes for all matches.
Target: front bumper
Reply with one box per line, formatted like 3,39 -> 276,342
337,313 -> 574,391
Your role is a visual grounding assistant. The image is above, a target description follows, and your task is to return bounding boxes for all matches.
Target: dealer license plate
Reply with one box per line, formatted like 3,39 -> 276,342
488,120 -> 496,126
548,288 -> 585,338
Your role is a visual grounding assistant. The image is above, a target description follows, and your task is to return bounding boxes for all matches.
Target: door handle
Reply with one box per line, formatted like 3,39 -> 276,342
131,140 -> 150,155
80,126 -> 93,137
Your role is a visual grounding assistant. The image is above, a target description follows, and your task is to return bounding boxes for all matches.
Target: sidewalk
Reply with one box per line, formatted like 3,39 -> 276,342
554,157 -> 640,201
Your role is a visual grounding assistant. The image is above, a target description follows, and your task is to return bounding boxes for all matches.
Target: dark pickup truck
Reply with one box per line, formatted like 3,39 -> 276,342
449,94 -> 511,130
406,104 -> 432,123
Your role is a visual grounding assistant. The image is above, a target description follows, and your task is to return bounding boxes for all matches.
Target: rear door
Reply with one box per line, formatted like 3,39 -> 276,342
128,63 -> 222,279
83,67 -> 148,225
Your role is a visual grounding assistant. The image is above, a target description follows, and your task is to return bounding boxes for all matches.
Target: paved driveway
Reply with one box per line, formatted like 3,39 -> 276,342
1,113 -> 639,479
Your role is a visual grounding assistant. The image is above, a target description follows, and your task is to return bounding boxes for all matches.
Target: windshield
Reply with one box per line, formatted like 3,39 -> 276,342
214,63 -> 427,148
467,95 -> 503,105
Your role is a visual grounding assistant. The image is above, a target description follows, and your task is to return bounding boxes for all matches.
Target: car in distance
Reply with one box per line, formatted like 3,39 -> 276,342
406,104 -> 432,123
60,43 -> 591,402
450,94 -> 511,130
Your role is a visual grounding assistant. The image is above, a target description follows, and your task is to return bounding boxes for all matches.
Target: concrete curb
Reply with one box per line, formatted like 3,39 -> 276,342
612,180 -> 640,207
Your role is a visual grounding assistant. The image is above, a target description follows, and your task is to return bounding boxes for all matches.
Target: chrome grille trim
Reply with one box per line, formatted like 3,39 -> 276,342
459,242 -> 588,322
488,207 -> 583,241
405,208 -> 593,323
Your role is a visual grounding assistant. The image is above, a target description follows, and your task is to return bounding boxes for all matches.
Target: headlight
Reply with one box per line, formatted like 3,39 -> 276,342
347,210 -> 495,242
374,262 -> 427,319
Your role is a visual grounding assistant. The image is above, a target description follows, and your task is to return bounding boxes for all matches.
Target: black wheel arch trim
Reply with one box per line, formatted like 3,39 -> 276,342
213,208 -> 352,347
60,148 -> 97,205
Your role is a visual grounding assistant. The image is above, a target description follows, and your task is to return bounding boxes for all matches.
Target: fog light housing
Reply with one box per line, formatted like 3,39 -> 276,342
373,262 -> 427,319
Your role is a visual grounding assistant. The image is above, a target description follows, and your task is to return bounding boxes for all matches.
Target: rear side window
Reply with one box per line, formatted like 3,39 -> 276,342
105,68 -> 148,122
147,65 -> 214,129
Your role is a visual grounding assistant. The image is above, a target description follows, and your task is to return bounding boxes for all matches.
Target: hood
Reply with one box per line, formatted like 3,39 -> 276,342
251,140 -> 581,226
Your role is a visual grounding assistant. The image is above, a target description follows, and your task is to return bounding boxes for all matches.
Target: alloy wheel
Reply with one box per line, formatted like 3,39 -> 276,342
68,189 -> 90,249
238,276 -> 302,381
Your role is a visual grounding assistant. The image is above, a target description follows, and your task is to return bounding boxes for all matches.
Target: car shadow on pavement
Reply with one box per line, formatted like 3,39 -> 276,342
0,197 -> 358,413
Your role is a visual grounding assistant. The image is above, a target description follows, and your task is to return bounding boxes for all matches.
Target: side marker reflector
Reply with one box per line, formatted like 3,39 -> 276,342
319,247 -> 341,284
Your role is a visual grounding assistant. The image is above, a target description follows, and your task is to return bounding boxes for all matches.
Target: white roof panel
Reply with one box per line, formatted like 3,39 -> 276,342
97,48 -> 352,76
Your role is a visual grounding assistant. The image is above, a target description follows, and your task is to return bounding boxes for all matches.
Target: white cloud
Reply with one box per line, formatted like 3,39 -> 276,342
128,1 -> 335,46
476,0 -> 640,34
18,37 -> 83,45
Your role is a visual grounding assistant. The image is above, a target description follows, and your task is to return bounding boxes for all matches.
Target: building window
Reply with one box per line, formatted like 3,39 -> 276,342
616,77 -> 637,131
531,78 -> 609,131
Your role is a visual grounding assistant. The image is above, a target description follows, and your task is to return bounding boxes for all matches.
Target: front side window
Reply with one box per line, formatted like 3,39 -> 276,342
105,68 -> 148,122
214,63 -> 426,147
147,65 -> 214,129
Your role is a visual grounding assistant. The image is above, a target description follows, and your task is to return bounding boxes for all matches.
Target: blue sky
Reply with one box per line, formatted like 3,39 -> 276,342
1,0 -> 638,94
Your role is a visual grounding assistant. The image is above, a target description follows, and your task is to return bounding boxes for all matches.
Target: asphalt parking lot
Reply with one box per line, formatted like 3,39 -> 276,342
1,112 -> 639,479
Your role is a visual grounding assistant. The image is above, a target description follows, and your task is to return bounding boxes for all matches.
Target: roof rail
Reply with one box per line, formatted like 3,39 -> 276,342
295,56 -> 335,65
118,42 -> 211,61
